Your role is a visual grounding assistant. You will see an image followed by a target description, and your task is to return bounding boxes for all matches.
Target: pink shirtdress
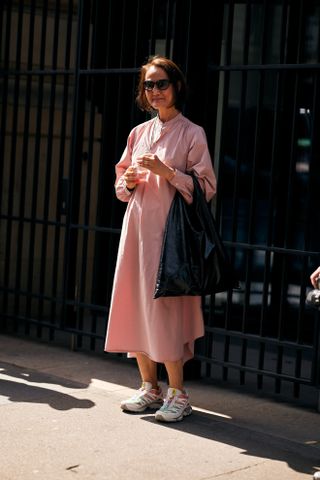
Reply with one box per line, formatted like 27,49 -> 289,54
104,113 -> 216,364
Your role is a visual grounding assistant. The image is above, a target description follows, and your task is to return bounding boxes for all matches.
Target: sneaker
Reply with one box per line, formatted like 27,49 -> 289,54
314,473 -> 320,480
155,387 -> 192,422
120,382 -> 163,413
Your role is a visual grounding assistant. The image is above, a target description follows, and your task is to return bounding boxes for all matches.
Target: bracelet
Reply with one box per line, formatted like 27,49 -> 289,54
125,185 -> 136,195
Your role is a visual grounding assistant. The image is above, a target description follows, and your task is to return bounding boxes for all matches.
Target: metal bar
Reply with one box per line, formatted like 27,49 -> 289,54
50,0 -> 74,334
242,1 -> 251,65
297,256 -> 310,343
275,345 -> 284,393
223,335 -> 230,381
0,1 -> 12,327
3,63 -> 320,82
240,338 -> 247,385
61,0 -> 83,331
0,1 -> 4,53
25,0 -> 48,333
225,0 -> 235,66
77,0 -> 106,349
259,0 -> 268,64
283,73 -> 299,248
195,354 -> 314,386
204,326 -> 313,351
4,0 -> 24,332
294,349 -> 302,398
78,8 -> 99,348
89,313 -> 97,351
37,0 -> 61,337
245,63 -> 266,334
238,2 -> 252,387
62,0 -> 90,332
276,256 -> 288,341
37,0 -> 60,338
0,68 -> 139,75
311,311 -> 320,411
206,327 -> 313,352
0,313 -> 106,340
260,251 -> 272,337
164,0 -> 176,58
213,2 -> 234,335
295,0 -> 305,64
266,70 -> 288,239
230,88 -> 247,242
15,0 -> 36,322
221,242 -> 319,256
148,0 -> 156,54
3,63 -> 320,77
209,63 -> 320,72
215,2 -> 235,334
257,341 -> 265,389
279,0 -> 289,64
3,213 -> 320,257
0,285 -> 109,312
0,215 -> 122,234
231,42 -> 249,341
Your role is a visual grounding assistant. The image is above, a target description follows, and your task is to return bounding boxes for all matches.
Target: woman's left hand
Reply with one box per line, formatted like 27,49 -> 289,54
310,267 -> 320,288
136,154 -> 175,180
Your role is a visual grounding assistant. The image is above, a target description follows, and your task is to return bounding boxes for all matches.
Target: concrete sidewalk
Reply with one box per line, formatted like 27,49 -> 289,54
0,334 -> 319,480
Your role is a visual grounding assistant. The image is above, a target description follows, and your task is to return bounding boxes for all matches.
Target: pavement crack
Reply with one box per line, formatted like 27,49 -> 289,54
199,460 -> 267,479
65,464 -> 80,471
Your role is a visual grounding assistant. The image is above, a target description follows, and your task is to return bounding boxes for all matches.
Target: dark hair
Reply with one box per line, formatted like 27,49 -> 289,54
136,55 -> 187,113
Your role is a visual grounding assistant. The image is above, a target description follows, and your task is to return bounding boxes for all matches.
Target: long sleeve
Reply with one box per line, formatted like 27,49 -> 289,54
167,125 -> 216,204
114,129 -> 136,202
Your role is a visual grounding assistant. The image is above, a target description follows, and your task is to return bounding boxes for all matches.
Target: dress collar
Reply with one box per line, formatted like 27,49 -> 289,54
156,112 -> 183,128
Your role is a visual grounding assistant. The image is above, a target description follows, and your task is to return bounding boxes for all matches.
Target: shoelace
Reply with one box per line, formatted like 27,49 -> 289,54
135,387 -> 161,400
162,395 -> 180,411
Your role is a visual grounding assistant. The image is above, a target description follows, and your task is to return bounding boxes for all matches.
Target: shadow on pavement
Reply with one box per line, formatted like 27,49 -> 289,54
0,363 -> 95,411
140,410 -> 319,478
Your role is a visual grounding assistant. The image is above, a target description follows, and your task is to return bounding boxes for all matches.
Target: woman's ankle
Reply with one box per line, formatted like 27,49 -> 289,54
142,380 -> 159,390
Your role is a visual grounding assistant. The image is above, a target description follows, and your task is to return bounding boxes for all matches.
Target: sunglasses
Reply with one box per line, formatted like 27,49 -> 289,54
143,79 -> 171,91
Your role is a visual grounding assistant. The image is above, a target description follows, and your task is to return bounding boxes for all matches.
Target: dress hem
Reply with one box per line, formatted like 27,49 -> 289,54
104,334 -> 203,365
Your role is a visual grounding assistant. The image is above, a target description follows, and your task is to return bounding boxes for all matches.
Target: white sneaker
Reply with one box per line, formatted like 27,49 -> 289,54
313,473 -> 320,480
155,387 -> 192,422
120,382 -> 163,413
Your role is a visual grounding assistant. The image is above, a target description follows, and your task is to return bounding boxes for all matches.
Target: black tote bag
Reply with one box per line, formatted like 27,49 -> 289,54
154,174 -> 238,298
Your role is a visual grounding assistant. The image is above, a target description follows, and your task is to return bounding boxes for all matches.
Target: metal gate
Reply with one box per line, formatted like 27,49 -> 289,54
1,0 -> 320,408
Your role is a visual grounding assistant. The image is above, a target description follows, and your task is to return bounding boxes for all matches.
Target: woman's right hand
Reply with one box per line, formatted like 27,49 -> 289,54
310,267 -> 320,288
123,166 -> 138,189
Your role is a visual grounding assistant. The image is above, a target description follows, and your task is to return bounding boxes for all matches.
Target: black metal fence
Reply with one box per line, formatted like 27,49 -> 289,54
1,0 -> 320,409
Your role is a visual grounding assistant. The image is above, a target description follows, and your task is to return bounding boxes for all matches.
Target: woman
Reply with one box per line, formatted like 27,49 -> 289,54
104,55 -> 216,422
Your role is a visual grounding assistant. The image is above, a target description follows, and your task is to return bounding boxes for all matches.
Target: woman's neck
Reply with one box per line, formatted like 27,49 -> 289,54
157,108 -> 180,123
